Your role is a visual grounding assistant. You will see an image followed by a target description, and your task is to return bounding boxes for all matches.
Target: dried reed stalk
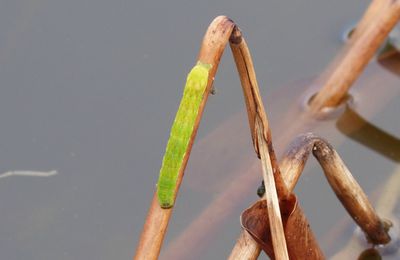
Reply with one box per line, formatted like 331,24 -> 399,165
256,118 -> 289,260
229,27 -> 291,259
136,16 -> 292,260
282,134 -> 390,244
229,29 -> 323,260
309,0 -> 400,111
230,133 -> 391,259
162,4 -> 400,257
134,16 -> 235,260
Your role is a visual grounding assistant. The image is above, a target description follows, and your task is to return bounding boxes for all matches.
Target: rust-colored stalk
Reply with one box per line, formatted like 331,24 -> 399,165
229,27 -> 292,259
279,133 -> 390,244
228,230 -> 261,260
229,28 -> 288,199
314,0 -> 392,85
255,118 -> 289,260
162,3 -> 399,259
136,16 -> 292,260
134,16 -> 235,260
229,29 -> 323,260
230,133 -> 392,259
312,139 -> 391,244
349,0 -> 392,41
309,0 -> 400,111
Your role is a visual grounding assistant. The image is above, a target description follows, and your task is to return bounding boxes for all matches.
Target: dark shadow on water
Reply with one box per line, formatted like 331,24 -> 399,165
337,106 -> 400,162
379,53 -> 400,77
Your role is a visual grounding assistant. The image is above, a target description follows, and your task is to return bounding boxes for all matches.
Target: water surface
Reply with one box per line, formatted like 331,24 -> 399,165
0,1 -> 397,259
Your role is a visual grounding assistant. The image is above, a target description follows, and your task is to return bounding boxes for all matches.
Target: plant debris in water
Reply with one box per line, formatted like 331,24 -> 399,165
0,170 -> 58,179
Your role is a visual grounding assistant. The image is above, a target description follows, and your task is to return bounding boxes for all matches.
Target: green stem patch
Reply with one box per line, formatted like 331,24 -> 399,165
157,62 -> 212,208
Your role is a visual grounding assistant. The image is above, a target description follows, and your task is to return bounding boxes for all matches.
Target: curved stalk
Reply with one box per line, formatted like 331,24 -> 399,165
135,16 -> 291,260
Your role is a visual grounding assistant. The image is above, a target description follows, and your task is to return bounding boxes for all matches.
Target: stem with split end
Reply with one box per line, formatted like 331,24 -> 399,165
229,28 -> 289,199
230,28 -> 291,259
256,117 -> 289,260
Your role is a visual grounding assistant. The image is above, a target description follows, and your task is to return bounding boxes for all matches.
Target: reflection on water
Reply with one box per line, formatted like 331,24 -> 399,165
337,107 -> 400,162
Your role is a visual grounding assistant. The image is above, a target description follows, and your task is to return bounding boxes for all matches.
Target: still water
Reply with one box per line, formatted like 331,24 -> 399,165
0,0 -> 398,259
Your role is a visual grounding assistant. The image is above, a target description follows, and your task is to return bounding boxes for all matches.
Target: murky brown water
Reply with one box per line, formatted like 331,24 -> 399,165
0,1 -> 398,259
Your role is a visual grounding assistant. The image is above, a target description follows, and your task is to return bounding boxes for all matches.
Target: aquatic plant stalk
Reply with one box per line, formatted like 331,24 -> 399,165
284,134 -> 390,244
229,27 -> 293,259
332,166 -> 400,259
136,16 -> 292,260
310,0 -> 400,111
228,28 -> 323,260
314,146 -> 390,244
230,133 -> 391,259
349,0 -> 392,42
134,16 -> 235,260
255,117 -> 289,260
163,3 -> 400,256
228,230 -> 260,260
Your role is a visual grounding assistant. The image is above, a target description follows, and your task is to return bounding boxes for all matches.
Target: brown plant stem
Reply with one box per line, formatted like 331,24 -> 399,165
255,117 -> 289,260
134,16 -> 235,260
136,16 -> 292,260
229,28 -> 288,199
314,0 -> 392,85
229,29 -> 323,260
313,141 -> 391,244
309,0 -> 400,111
279,133 -> 390,244
228,230 -> 261,260
166,23 -> 400,260
230,132 -> 392,259
349,0 -> 392,42
229,27 -> 291,259
332,166 -> 400,259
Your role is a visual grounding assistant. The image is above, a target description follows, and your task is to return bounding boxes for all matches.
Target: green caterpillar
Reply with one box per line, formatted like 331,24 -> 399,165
157,62 -> 212,208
